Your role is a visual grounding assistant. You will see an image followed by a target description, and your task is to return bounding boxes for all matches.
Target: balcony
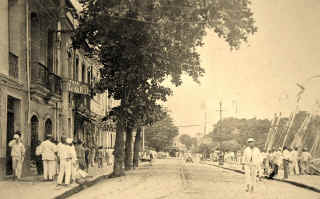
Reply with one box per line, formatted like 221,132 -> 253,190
31,62 -> 62,98
9,52 -> 19,79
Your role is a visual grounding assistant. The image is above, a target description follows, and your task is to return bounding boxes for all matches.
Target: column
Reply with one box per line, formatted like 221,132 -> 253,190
0,0 -> 9,75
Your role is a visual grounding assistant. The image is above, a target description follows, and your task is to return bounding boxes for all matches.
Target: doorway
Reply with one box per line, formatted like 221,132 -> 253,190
6,111 -> 14,175
30,116 -> 39,162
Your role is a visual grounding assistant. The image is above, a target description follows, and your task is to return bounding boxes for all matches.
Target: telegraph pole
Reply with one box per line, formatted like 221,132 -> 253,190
217,101 -> 224,134
216,101 -> 225,165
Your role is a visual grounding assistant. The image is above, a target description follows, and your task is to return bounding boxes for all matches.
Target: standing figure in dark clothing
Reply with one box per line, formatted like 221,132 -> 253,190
35,140 -> 43,175
84,144 -> 90,172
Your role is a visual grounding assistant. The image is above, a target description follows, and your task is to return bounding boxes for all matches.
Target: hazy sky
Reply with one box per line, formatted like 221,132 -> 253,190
165,0 -> 320,136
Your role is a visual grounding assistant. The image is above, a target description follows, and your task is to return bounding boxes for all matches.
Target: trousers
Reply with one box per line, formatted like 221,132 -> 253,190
291,160 -> 299,175
57,159 -> 72,185
43,160 -> 55,180
12,157 -> 23,179
245,165 -> 257,188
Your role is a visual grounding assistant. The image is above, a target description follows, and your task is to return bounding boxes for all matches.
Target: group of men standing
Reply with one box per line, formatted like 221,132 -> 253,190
265,146 -> 312,179
242,138 -> 313,193
36,135 -> 77,187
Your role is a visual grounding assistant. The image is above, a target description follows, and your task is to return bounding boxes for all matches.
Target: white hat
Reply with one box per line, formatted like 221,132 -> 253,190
66,138 -> 73,144
13,134 -> 19,139
247,138 -> 255,143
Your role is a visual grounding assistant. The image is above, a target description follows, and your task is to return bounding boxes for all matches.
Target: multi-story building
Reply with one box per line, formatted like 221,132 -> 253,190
0,0 -> 115,179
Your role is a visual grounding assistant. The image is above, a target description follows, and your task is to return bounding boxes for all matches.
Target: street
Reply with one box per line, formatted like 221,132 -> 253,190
69,159 -> 320,199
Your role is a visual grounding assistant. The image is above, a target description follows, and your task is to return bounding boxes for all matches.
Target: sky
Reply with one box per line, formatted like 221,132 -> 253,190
165,0 -> 320,137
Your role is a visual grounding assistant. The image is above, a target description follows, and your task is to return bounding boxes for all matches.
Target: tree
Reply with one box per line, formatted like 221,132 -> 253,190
209,117 -> 271,150
74,0 -> 257,177
144,114 -> 179,152
179,134 -> 193,149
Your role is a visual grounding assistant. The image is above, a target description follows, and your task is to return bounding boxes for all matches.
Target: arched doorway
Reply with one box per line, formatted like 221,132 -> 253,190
45,119 -> 52,138
30,116 -> 39,162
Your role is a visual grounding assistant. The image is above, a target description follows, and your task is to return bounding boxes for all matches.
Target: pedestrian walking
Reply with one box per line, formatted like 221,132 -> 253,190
291,147 -> 300,175
97,146 -> 104,168
242,138 -> 261,193
75,141 -> 86,170
35,140 -> 43,176
36,135 -> 57,181
301,147 -> 312,175
268,148 -> 281,179
56,138 -> 74,187
84,144 -> 90,171
282,146 -> 291,179
9,132 -> 25,180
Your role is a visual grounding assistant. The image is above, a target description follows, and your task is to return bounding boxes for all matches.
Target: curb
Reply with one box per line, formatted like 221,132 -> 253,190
202,162 -> 320,194
54,173 -> 112,199
54,162 -> 150,199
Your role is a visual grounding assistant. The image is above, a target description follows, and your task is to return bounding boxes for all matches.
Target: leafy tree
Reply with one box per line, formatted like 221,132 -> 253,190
209,117 -> 271,150
144,114 -> 179,152
74,0 -> 257,176
179,134 -> 193,149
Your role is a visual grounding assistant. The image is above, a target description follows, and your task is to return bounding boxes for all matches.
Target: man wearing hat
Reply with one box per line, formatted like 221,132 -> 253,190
242,138 -> 261,192
57,137 -> 74,187
36,134 -> 57,181
8,132 -> 25,180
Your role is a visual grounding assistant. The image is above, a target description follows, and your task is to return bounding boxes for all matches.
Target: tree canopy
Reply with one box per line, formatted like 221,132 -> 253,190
144,114 -> 179,152
209,117 -> 271,150
179,134 -> 194,149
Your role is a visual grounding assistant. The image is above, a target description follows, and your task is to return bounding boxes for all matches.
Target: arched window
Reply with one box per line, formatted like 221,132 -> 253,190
31,116 -> 39,161
82,63 -> 86,83
74,56 -> 79,80
45,119 -> 52,137
67,46 -> 73,79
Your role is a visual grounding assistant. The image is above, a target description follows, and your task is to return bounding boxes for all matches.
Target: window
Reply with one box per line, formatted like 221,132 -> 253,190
67,47 -> 73,79
87,66 -> 91,86
81,63 -> 86,83
74,56 -> 79,80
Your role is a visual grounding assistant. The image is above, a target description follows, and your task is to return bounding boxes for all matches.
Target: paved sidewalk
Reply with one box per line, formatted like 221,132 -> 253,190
203,161 -> 320,193
0,164 -> 113,199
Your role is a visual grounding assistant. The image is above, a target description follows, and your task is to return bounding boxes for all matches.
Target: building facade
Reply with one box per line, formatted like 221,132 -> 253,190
0,0 -> 115,178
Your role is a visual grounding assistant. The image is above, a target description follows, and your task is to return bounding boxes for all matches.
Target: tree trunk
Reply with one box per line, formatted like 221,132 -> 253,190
133,127 -> 141,169
125,127 -> 133,170
111,120 -> 126,178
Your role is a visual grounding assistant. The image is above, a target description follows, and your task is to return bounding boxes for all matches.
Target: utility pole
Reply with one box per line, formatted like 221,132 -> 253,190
216,101 -> 225,165
216,101 -> 224,149
217,101 -> 224,134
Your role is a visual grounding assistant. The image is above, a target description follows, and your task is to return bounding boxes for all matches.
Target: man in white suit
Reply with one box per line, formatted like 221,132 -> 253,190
37,135 -> 57,181
243,138 -> 261,193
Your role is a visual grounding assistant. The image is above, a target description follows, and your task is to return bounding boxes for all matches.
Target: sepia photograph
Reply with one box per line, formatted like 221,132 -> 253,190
0,0 -> 320,198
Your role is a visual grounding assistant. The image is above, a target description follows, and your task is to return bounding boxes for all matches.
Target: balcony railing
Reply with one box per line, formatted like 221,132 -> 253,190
9,52 -> 19,79
31,62 -> 62,95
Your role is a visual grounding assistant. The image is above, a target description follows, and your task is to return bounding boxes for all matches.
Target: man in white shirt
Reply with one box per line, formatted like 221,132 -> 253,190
290,147 -> 299,175
243,138 -> 261,192
301,147 -> 312,175
57,138 -> 73,187
37,135 -> 57,181
9,133 -> 25,180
